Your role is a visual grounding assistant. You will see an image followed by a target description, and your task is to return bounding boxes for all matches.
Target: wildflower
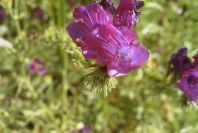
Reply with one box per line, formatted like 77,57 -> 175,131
79,125 -> 91,133
113,0 -> 144,28
169,47 -> 192,75
28,58 -> 47,75
67,2 -> 149,76
170,47 -> 198,102
100,0 -> 115,14
177,67 -> 198,102
0,7 -> 6,21
33,7 -> 45,21
67,0 -> 76,7
68,125 -> 91,133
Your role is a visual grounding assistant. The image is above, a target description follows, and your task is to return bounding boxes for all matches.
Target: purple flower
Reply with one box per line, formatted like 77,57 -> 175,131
28,58 -> 47,75
170,47 -> 192,75
66,2 -> 149,77
67,0 -> 76,7
170,48 -> 198,102
113,0 -> 144,28
33,7 -> 45,21
100,0 -> 116,14
67,125 -> 91,133
0,8 -> 6,21
79,125 -> 91,133
177,67 -> 198,102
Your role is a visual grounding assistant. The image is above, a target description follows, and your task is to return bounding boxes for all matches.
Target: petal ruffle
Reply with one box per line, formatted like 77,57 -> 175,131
73,3 -> 112,30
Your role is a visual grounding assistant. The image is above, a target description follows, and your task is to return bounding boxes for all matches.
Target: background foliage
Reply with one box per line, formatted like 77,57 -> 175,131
0,0 -> 198,132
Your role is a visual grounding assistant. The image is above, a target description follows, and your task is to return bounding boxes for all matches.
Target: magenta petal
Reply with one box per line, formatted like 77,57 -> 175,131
73,3 -> 112,30
107,63 -> 130,77
66,22 -> 88,44
113,0 -> 142,28
129,43 -> 150,69
82,48 -> 97,59
113,0 -> 135,27
107,44 -> 150,77
120,27 -> 137,43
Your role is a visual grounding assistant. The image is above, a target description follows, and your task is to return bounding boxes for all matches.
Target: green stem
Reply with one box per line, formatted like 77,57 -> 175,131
13,0 -> 22,36
57,0 -> 64,28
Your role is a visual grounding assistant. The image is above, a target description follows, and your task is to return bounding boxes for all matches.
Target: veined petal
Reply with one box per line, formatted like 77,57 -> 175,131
73,3 -> 112,30
120,27 -> 137,43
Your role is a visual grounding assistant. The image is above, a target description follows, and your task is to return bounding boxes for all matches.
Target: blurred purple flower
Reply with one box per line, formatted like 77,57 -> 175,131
66,2 -> 149,76
68,125 -> 91,133
79,125 -> 91,133
177,66 -> 198,103
170,48 -> 198,102
113,0 -> 144,28
100,0 -> 116,14
67,0 -> 76,7
33,7 -> 45,21
0,8 -> 6,21
28,58 -> 47,75
170,47 -> 192,75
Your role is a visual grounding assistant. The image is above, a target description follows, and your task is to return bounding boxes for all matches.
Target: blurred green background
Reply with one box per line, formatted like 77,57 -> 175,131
0,0 -> 198,132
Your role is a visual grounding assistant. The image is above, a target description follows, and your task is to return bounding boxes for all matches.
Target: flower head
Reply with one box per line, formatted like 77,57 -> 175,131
66,2 -> 149,77
68,125 -> 91,133
177,67 -> 198,102
170,47 -> 192,75
33,7 -> 45,21
28,58 -> 47,75
113,0 -> 144,28
79,125 -> 91,133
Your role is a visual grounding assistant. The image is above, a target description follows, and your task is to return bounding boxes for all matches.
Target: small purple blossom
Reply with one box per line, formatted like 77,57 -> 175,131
0,8 -> 6,21
170,47 -> 192,75
79,125 -> 91,133
28,58 -> 47,75
67,0 -> 76,7
66,2 -> 149,76
170,47 -> 198,102
113,0 -> 144,28
100,0 -> 116,14
177,67 -> 198,102
68,125 -> 91,133
33,7 -> 45,21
